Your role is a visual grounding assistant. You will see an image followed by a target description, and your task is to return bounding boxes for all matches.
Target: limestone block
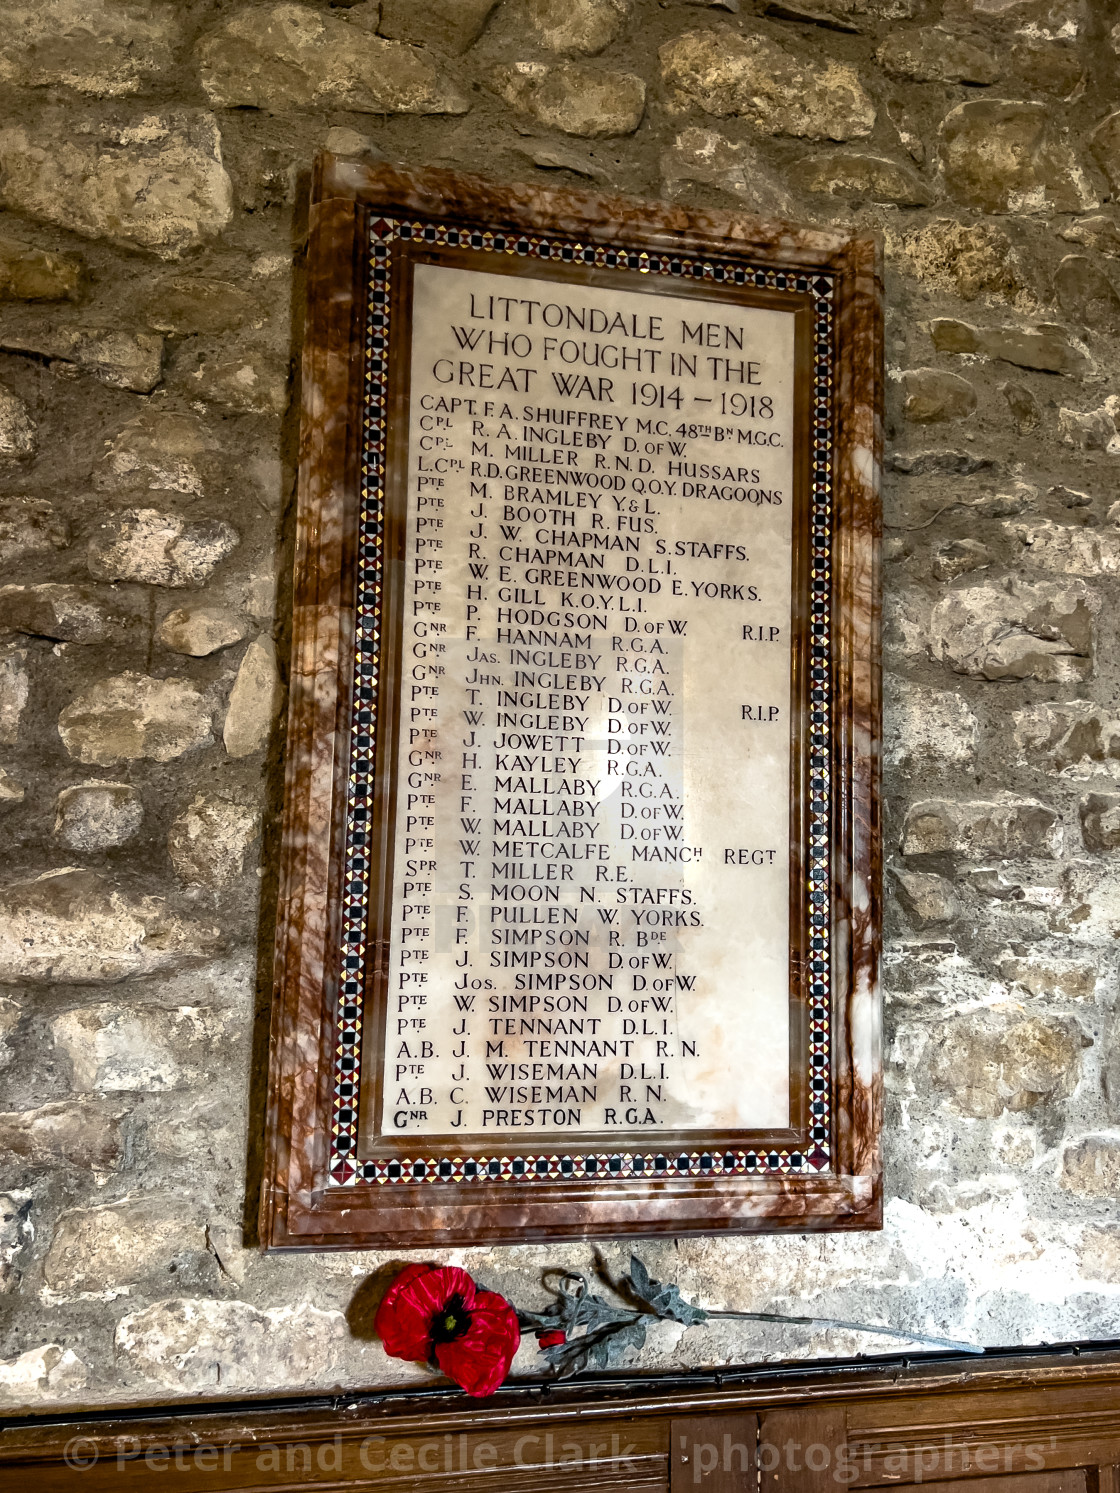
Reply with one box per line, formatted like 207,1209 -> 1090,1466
660,29 -> 874,141
337,0 -> 380,26
1053,255 -> 1120,335
1064,490 -> 1108,516
943,0 -> 1083,37
0,324 -> 162,394
241,570 -> 276,622
1006,519 -> 1120,577
939,100 -> 1097,215
1059,399 -> 1120,452
930,1012 -> 1086,1117
1104,1020 -> 1120,1119
1056,481 -> 1103,505
1049,478 -> 1100,513
59,673 -> 213,765
930,320 -> 1087,376
1002,382 -> 1041,433
0,769 -> 24,804
0,112 -> 233,259
1081,1227 -> 1120,1281
901,369 -> 976,423
0,1100 -> 122,1168
55,784 -> 143,852
142,277 -> 260,337
0,997 -> 20,1064
201,1215 -> 251,1286
1060,1134 -> 1120,1196
0,648 -> 28,746
323,125 -> 384,162
889,867 -> 960,928
178,341 -> 290,416
87,509 -> 238,588
999,952 -> 1097,1000
491,61 -> 645,137
52,1002 -> 229,1090
147,1093 -> 236,1163
168,795 -> 260,888
876,27 -> 999,84
883,594 -> 932,663
0,385 -> 36,463
1062,215 -> 1120,259
773,0 -> 916,18
44,1196 -> 204,1293
0,0 -> 182,96
0,1346 -> 86,1407
0,239 -> 84,303
158,606 -> 248,658
0,1192 -> 31,1294
506,0 -> 630,54
887,99 -> 928,167
1080,793 -> 1120,851
793,153 -> 929,206
1054,861 -> 1120,945
1013,701 -> 1120,770
899,220 -> 1025,302
1089,112 -> 1120,199
660,129 -> 794,216
889,448 -> 993,476
0,870 -> 219,984
198,5 -> 468,114
932,539 -> 991,581
901,797 -> 1061,860
0,585 -> 137,645
95,412 -> 219,498
116,1298 -> 344,1392
0,498 -> 69,567
929,578 -> 1097,683
378,0 -> 497,53
223,637 -> 280,759
883,679 -> 978,769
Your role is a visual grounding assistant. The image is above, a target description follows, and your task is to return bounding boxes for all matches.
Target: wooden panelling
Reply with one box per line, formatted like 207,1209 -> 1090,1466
894,1478 -> 1086,1493
671,1415 -> 757,1493
3,1348 -> 1120,1493
759,1406 -> 845,1493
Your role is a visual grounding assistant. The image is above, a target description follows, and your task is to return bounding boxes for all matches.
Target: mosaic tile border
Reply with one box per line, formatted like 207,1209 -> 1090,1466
327,217 -> 835,1187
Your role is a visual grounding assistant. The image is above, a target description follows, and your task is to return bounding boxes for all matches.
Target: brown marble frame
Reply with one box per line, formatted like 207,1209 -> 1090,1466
260,156 -> 882,1250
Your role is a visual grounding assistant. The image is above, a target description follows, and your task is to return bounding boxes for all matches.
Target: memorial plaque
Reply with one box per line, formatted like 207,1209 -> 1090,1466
261,159 -> 882,1249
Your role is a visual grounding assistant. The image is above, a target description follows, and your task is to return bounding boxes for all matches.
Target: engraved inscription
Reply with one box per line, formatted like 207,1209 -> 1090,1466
376,261 -> 797,1140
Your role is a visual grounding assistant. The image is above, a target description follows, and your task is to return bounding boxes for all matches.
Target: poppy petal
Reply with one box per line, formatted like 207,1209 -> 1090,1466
435,1290 -> 521,1398
374,1264 -> 440,1361
375,1264 -> 478,1363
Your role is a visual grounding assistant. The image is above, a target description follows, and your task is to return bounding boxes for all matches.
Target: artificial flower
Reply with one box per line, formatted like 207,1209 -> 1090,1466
375,1262 -> 521,1398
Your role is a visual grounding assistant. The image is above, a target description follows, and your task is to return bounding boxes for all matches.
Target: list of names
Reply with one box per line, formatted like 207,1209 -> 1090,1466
375,260 -> 796,1141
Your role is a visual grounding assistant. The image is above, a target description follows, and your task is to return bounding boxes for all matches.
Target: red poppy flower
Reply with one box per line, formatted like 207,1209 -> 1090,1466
375,1263 -> 522,1398
536,1329 -> 567,1349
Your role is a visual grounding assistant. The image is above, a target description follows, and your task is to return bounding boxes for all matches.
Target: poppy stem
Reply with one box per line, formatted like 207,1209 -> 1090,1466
702,1311 -> 983,1355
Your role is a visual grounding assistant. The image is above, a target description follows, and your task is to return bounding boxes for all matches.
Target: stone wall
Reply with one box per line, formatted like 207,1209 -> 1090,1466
0,0 -> 1119,1412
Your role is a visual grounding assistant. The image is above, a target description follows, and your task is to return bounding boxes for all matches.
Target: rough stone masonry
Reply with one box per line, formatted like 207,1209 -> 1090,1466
0,0 -> 1119,1411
